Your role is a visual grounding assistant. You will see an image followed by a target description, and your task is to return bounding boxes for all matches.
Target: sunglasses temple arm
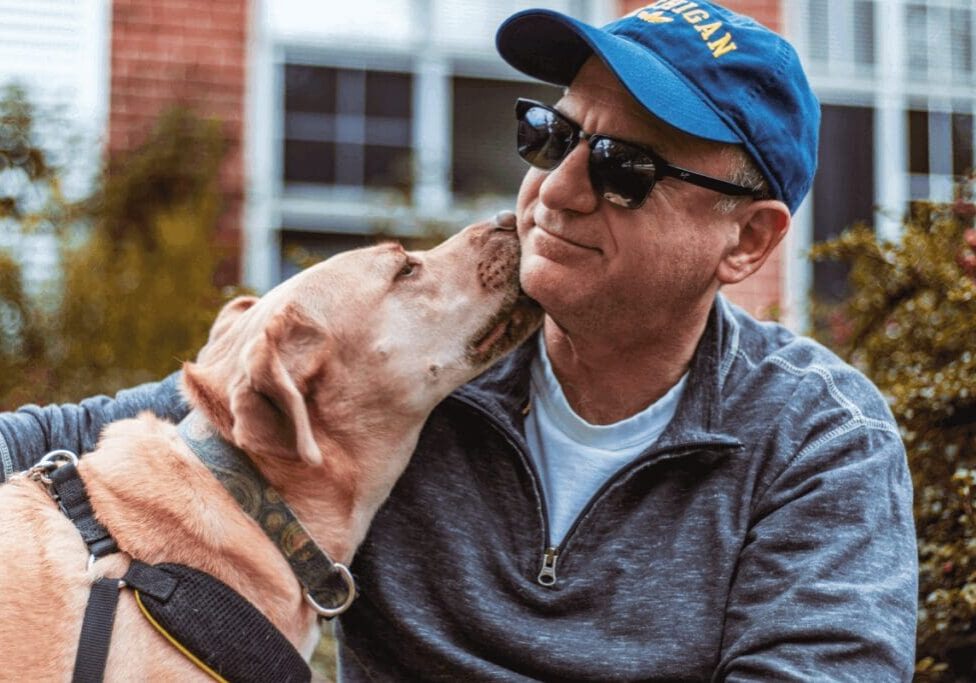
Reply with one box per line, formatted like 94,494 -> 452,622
658,163 -> 765,198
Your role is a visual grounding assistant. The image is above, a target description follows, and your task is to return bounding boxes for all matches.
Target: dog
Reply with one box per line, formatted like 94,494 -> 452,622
0,217 -> 541,681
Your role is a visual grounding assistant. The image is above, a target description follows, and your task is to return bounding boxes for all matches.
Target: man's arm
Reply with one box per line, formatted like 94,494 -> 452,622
0,371 -> 189,481
716,422 -> 918,681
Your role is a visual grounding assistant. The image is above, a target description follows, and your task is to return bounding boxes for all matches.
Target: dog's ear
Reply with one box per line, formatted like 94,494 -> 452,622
231,304 -> 326,466
208,296 -> 259,344
182,296 -> 261,433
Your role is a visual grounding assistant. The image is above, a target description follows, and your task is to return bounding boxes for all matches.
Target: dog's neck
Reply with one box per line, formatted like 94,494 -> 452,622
190,407 -> 423,567
178,410 -> 356,614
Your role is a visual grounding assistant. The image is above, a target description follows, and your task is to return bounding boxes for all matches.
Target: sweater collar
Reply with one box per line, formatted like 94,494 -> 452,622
453,294 -> 743,451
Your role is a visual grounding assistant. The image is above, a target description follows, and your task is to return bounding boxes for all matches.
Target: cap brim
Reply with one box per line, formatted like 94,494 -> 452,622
496,9 -> 740,144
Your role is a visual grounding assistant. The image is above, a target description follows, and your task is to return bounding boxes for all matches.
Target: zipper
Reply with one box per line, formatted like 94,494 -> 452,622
538,546 -> 559,586
450,396 -> 555,568
450,395 -> 741,589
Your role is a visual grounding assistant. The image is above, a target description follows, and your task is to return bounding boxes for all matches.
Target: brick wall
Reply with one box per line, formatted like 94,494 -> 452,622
108,0 -> 248,283
616,0 -> 783,319
617,1 -> 780,33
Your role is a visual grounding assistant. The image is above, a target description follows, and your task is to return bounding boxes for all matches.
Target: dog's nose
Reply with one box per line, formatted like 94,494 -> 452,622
491,210 -> 517,232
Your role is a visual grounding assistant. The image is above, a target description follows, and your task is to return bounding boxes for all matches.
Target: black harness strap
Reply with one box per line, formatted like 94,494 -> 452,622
124,560 -> 179,600
41,455 -> 312,683
49,463 -> 118,559
71,578 -> 121,683
47,461 -> 120,683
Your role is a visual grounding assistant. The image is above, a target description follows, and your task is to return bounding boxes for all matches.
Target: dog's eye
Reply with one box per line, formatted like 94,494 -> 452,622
396,261 -> 418,279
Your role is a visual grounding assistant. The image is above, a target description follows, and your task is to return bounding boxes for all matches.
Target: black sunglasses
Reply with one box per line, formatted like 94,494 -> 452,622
515,98 -> 767,209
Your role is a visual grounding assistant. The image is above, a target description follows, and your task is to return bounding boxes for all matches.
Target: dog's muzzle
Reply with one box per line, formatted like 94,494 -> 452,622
477,229 -> 522,292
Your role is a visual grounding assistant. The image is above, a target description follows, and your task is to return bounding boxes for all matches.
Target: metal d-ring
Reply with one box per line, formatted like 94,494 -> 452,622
26,449 -> 80,485
303,563 -> 357,618
37,449 -> 79,470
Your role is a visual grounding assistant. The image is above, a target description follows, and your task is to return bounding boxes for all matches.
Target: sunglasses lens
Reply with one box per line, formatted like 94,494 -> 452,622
517,105 -> 576,170
515,101 -> 659,210
589,138 -> 657,209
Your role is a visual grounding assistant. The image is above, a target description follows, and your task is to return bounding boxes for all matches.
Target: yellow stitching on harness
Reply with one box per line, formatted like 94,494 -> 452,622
133,590 -> 228,683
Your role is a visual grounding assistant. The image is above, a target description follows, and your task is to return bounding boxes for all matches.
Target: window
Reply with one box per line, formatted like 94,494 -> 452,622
812,105 -> 875,302
950,6 -> 973,82
283,65 -> 413,192
909,109 -> 930,176
908,108 -> 973,185
904,3 -> 973,83
805,0 -> 875,72
807,0 -> 829,63
952,112 -> 974,176
905,4 -> 929,77
451,77 -> 561,198
852,0 -> 875,66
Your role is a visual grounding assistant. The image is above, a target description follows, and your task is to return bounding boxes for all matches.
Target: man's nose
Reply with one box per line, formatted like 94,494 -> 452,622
537,142 -> 600,213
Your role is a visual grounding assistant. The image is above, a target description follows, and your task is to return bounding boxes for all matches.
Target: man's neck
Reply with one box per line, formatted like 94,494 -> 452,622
541,309 -> 709,425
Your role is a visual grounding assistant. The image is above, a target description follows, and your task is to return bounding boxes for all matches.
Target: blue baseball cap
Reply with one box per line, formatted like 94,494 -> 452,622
496,2 -> 820,214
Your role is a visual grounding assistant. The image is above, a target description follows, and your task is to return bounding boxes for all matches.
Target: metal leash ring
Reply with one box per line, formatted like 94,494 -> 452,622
38,449 -> 80,469
27,449 -> 80,484
303,563 -> 357,618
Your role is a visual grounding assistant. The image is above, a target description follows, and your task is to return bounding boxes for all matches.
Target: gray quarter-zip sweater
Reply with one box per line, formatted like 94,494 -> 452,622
0,295 -> 917,681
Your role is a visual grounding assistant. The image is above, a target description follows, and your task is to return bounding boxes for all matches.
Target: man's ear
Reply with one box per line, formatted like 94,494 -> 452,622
716,200 -> 791,285
230,304 -> 327,466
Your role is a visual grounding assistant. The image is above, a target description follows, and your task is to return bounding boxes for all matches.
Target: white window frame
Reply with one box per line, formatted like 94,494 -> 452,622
783,0 -> 976,333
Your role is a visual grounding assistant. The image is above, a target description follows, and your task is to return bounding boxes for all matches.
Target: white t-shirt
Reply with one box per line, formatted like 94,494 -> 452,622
525,334 -> 688,546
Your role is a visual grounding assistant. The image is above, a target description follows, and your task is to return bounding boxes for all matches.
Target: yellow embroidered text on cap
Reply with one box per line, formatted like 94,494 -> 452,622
632,1 -> 738,59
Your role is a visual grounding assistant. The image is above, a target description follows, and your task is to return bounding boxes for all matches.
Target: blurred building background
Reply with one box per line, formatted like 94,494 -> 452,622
0,0 -> 973,332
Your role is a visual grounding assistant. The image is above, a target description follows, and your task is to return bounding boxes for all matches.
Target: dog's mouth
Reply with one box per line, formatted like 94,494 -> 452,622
468,293 -> 543,366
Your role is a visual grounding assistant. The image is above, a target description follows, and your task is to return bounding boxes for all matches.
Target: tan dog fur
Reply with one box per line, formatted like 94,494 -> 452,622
0,219 -> 541,681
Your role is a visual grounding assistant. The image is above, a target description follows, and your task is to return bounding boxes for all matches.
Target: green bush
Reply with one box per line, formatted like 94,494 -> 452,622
50,108 -> 231,399
811,177 -> 976,681
0,84 -> 232,407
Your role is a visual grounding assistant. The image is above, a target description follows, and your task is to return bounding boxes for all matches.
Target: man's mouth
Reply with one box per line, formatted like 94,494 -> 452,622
535,224 -> 599,252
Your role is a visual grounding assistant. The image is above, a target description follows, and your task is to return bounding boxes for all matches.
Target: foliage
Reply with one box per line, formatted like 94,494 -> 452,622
0,84 -> 232,408
0,250 -> 48,407
810,177 -> 976,681
49,108 -> 231,398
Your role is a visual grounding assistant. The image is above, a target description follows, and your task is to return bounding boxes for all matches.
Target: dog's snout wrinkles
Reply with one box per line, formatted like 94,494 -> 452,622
477,231 -> 520,291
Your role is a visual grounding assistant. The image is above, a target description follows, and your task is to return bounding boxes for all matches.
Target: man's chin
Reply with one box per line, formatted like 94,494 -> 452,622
519,262 -> 590,314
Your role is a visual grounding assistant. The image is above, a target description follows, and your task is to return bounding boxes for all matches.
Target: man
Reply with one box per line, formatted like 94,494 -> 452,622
1,2 -> 917,680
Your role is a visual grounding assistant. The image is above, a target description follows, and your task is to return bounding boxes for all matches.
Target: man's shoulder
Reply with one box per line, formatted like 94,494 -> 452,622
719,301 -> 896,434
714,304 -> 906,504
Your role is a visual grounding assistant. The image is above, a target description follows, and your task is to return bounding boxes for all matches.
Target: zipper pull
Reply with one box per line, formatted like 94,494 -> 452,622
537,547 -> 559,587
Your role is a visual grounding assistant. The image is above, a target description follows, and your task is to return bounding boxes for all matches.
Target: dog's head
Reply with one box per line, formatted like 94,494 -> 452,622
182,219 -> 541,467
